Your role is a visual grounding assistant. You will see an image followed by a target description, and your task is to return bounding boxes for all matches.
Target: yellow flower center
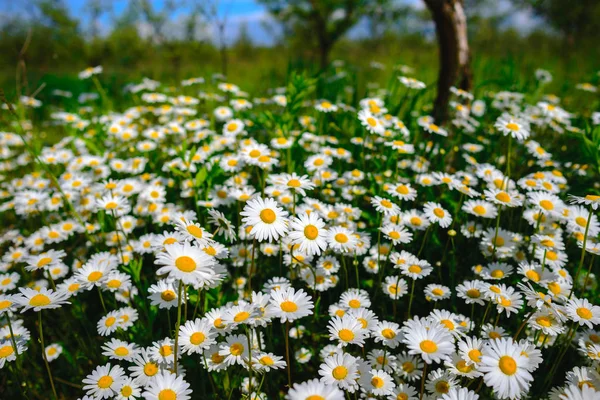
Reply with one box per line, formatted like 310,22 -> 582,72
159,345 -> 172,357
0,345 -> 14,358
161,290 -> 176,301
498,356 -> 517,375
577,307 -> 593,320
495,192 -> 510,203
304,225 -> 319,240
371,376 -> 385,388
230,343 -> 244,356
88,271 -> 103,282
338,329 -> 355,342
468,349 -> 481,362
280,301 -> 298,312
420,340 -> 438,353
348,299 -> 361,308
144,362 -> 158,376
396,185 -> 409,195
29,294 -> 51,307
332,366 -> 348,380
433,208 -> 445,218
190,332 -> 206,345
121,386 -> 133,397
506,123 -> 519,131
473,205 -> 486,215
260,355 -> 274,366
491,269 -> 504,278
435,381 -> 450,393
408,265 -> 422,274
536,316 -> 551,327
382,328 -> 396,339
526,270 -> 540,282
97,375 -> 113,389
466,289 -> 480,298
234,311 -> 250,322
158,389 -> 177,400
334,233 -> 348,243
186,225 -> 203,238
260,209 -> 276,224
114,346 -> 129,356
175,256 -> 196,272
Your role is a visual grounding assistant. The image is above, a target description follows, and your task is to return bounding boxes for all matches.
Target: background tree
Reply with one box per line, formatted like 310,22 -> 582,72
258,0 -> 395,70
512,0 -> 600,47
423,0 -> 471,124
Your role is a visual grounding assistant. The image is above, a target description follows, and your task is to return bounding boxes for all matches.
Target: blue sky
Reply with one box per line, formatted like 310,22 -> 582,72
1,0 -> 541,46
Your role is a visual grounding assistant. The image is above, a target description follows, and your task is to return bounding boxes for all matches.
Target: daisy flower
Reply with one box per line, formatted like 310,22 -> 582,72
462,200 -> 497,219
45,343 -> 63,362
569,194 -> 600,211
253,351 -> 286,372
362,369 -> 395,396
400,259 -> 432,280
142,371 -> 192,400
566,298 -> 600,328
328,315 -> 367,348
129,349 -> 161,386
82,363 -> 125,399
240,197 -> 289,242
371,196 -> 400,216
318,352 -> 359,392
218,334 -> 249,366
479,338 -> 534,399
16,287 -> 70,313
326,226 -> 357,253
494,115 -> 530,141
268,287 -> 314,322
155,242 -> 218,286
402,321 -> 455,364
387,182 -> 418,201
423,202 -> 452,228
115,377 -> 141,400
358,110 -> 385,135
286,378 -> 344,400
372,320 -> 402,348
102,338 -> 138,361
148,280 -> 181,309
178,318 -> 216,355
380,224 -> 413,245
484,188 -> 523,208
288,212 -> 328,256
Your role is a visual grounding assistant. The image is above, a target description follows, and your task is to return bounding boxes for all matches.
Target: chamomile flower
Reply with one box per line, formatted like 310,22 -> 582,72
328,314 -> 367,348
479,338 -> 534,399
319,352 -> 359,392
288,212 -> 328,256
566,298 -> 600,328
155,242 -> 218,286
241,197 -> 289,242
268,287 -> 314,322
16,287 -> 70,312
402,321 -> 455,364
286,378 -> 344,400
82,363 -> 125,399
142,371 -> 192,400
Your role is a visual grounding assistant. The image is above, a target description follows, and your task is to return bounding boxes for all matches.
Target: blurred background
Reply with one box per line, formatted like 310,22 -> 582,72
0,0 -> 599,99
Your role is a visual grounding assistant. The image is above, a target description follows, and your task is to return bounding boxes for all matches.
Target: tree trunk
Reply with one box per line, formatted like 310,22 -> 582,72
424,0 -> 471,124
319,40 -> 332,70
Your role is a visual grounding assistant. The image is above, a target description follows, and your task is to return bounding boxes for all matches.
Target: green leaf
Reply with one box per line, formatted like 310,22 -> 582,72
195,167 -> 208,188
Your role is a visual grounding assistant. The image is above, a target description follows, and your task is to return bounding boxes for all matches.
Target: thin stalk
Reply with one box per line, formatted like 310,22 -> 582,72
38,311 -> 58,400
173,280 -> 183,375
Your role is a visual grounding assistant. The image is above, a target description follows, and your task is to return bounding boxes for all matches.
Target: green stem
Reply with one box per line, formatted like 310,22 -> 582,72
38,311 -> 58,400
173,280 -> 183,375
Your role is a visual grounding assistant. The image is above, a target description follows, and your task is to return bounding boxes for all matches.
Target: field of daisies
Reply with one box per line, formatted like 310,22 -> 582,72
0,64 -> 600,400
